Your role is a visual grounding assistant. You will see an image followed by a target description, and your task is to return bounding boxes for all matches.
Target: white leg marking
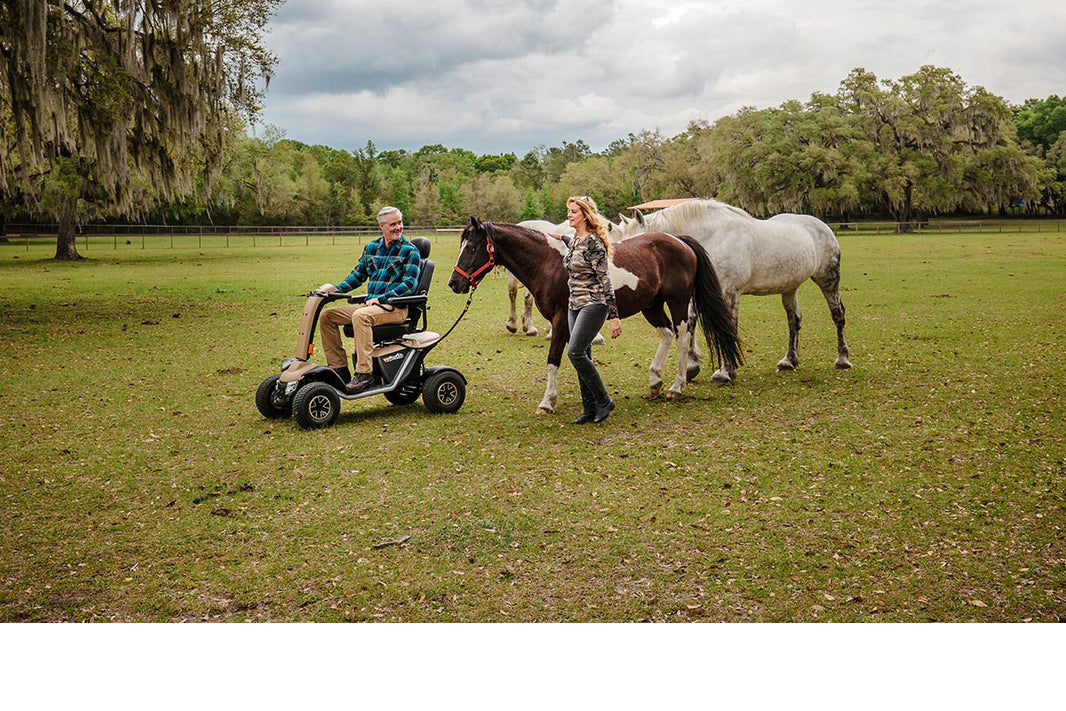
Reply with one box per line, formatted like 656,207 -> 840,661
537,364 -> 559,413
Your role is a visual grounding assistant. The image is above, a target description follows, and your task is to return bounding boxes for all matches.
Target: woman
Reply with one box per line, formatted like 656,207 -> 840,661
552,196 -> 622,424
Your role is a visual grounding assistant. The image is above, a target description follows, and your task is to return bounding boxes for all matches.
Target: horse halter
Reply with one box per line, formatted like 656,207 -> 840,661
452,221 -> 497,289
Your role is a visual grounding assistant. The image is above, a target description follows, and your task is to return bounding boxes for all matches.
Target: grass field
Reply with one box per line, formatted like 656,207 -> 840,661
0,228 -> 1063,622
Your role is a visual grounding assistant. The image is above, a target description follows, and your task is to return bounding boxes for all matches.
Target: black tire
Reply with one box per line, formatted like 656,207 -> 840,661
292,382 -> 341,429
422,371 -> 465,414
384,378 -> 421,406
255,375 -> 292,419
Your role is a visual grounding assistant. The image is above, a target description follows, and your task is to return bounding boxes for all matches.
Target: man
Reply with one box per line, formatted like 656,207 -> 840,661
318,206 -> 421,394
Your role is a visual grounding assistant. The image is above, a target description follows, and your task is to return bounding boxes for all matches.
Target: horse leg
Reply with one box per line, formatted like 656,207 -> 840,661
666,321 -> 692,398
777,289 -> 801,371
506,276 -> 520,333
537,313 -> 569,414
648,327 -> 674,397
819,283 -> 852,369
711,291 -> 740,382
521,290 -> 539,336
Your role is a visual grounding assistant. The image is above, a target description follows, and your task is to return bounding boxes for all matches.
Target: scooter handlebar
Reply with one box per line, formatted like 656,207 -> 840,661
300,290 -> 367,304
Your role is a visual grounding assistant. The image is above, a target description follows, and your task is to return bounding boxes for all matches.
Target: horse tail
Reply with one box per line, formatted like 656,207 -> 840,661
677,234 -> 743,369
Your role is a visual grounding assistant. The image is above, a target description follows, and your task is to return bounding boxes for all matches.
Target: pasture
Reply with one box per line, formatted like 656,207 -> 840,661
0,228 -> 1062,622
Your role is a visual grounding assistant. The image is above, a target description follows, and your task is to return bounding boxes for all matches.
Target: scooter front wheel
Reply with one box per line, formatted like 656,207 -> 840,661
256,375 -> 292,419
292,382 -> 341,429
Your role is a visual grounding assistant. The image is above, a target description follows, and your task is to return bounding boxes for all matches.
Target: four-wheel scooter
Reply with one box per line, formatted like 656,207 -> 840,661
255,236 -> 467,429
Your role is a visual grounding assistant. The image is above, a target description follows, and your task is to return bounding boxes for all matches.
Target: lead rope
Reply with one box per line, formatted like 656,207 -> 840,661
438,291 -> 475,342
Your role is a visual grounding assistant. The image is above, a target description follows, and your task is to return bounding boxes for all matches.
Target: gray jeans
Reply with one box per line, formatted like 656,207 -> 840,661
568,304 -> 610,412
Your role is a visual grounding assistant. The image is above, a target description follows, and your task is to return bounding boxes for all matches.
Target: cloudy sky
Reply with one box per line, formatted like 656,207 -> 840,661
257,0 -> 1065,155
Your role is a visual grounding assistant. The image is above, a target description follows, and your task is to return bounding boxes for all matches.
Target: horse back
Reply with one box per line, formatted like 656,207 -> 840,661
613,231 -> 695,279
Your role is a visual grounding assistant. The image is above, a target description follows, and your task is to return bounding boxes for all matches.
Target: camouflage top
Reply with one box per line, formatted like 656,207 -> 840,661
562,234 -> 619,319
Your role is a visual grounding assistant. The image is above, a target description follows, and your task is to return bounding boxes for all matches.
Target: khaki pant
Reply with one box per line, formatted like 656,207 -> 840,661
320,303 -> 408,374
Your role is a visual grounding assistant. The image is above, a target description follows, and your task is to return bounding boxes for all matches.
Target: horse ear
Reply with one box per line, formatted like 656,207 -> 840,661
468,216 -> 482,229
635,210 -> 646,226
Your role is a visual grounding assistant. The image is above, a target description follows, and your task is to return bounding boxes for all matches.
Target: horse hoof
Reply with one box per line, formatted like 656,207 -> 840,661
535,407 -> 552,415
835,359 -> 852,370
710,371 -> 732,383
776,361 -> 796,372
649,386 -> 662,398
505,324 -> 518,334
524,328 -> 539,337
686,364 -> 700,382
665,391 -> 680,400
592,334 -> 605,346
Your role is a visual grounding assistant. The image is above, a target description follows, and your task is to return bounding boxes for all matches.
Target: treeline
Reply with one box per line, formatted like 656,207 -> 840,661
21,65 -> 1066,229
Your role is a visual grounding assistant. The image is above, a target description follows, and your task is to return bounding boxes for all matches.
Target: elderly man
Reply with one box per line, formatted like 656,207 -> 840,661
318,206 -> 422,394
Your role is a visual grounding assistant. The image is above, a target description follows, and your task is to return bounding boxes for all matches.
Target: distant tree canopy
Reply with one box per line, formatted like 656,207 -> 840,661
0,0 -> 280,258
3,57 -> 1064,241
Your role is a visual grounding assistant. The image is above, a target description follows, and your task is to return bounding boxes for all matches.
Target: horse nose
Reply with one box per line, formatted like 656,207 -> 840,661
447,274 -> 468,293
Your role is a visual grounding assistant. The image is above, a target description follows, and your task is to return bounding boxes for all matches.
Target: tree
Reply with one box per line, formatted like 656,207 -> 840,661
461,173 -> 522,222
1013,95 -> 1066,154
0,0 -> 280,258
837,65 -> 1035,230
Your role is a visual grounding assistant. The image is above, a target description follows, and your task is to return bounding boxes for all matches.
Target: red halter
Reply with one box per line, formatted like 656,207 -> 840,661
452,221 -> 497,289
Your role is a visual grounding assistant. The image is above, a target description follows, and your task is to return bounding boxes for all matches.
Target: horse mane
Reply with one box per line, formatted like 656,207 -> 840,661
647,198 -> 756,230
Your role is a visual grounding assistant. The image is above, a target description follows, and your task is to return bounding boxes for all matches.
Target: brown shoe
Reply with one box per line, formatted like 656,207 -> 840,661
344,373 -> 374,394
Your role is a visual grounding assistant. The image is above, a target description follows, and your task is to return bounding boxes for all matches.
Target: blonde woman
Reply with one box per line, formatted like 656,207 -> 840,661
550,196 -> 622,424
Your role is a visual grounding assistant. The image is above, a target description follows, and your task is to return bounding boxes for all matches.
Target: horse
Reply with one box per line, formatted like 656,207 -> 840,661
616,198 -> 851,382
448,217 -> 742,414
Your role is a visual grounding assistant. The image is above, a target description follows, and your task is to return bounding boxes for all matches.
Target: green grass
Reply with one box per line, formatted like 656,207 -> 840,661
0,229 -> 1063,622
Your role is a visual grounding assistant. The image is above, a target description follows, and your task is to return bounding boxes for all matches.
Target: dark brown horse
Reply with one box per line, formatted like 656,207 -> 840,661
448,218 -> 741,414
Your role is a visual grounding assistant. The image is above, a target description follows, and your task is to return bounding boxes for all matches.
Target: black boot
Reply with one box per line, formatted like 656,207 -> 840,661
592,397 -> 615,423
570,377 -> 596,425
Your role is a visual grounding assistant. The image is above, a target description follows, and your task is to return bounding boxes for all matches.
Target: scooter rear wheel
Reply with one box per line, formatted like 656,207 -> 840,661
422,371 -> 465,414
292,382 -> 341,429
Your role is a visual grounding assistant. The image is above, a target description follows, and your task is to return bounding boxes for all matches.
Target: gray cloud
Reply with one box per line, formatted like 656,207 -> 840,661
257,0 -> 1065,154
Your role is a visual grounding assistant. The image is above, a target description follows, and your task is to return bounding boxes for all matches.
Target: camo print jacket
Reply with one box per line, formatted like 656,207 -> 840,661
561,233 -> 619,319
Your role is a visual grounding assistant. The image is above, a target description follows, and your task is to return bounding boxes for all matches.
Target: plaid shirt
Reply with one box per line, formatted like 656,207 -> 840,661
336,235 -> 421,304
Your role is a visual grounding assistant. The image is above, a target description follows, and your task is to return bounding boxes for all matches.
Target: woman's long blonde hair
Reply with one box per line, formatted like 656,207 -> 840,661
567,195 -> 612,257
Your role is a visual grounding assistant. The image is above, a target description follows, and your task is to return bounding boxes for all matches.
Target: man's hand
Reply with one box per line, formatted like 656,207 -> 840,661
366,297 -> 381,307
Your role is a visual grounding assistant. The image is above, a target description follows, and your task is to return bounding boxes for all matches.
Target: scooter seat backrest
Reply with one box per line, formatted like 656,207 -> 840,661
405,259 -> 434,328
410,235 -> 431,260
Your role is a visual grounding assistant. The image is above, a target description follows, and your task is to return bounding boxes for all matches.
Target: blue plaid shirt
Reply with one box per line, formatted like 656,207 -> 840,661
336,235 -> 421,304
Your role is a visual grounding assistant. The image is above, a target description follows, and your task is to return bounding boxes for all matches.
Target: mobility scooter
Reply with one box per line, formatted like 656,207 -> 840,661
255,236 -> 467,429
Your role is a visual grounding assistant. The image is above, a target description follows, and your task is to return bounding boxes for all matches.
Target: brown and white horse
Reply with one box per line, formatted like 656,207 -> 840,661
449,218 -> 742,414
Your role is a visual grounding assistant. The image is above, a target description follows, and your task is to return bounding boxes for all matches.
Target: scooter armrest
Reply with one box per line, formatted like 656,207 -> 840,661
384,294 -> 428,307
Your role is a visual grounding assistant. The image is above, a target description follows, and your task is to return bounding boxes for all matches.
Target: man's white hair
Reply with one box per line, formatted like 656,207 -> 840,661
377,206 -> 402,223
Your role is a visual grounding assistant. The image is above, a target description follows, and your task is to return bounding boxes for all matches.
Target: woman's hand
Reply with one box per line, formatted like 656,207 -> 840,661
609,317 -> 622,339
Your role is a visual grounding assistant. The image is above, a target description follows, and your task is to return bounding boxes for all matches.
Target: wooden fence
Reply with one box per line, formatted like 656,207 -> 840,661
1,220 -> 1063,252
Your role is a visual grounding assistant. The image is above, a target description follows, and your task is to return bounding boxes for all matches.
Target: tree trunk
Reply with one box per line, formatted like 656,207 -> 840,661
895,182 -> 915,233
54,213 -> 83,260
